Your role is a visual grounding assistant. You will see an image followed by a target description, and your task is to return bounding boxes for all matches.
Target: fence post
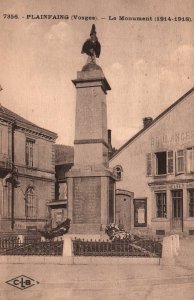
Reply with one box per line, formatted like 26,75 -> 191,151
171,235 -> 179,256
160,235 -> 175,265
174,234 -> 180,253
18,235 -> 24,244
62,235 -> 73,257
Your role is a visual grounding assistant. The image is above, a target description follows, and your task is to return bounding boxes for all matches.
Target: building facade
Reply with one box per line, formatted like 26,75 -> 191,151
110,87 -> 194,236
0,105 -> 57,233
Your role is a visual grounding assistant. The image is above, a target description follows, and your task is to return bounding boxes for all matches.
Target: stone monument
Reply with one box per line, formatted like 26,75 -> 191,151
67,25 -> 115,234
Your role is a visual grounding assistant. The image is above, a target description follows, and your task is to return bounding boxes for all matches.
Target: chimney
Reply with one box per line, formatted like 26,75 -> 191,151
143,117 -> 153,128
107,129 -> 112,154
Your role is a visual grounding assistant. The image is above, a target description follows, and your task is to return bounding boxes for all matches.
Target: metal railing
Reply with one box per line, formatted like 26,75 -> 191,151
73,237 -> 162,257
24,235 -> 41,244
0,236 -> 20,253
0,236 -> 63,256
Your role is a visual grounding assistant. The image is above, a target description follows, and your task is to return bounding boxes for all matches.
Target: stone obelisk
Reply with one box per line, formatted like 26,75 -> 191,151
67,25 -> 115,234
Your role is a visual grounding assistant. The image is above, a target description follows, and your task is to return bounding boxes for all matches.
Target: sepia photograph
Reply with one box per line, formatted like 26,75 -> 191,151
0,0 -> 194,299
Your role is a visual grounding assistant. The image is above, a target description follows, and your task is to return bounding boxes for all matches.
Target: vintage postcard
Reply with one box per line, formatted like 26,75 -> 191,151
0,0 -> 194,299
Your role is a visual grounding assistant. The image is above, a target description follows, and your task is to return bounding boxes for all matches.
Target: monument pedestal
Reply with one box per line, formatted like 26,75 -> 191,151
67,167 -> 115,234
67,62 -> 115,234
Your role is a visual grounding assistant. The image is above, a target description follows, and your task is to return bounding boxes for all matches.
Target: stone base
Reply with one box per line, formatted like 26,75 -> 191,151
160,257 -> 175,266
69,223 -> 102,234
67,234 -> 104,240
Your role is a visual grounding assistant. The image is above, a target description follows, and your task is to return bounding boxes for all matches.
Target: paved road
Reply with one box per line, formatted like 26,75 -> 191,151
1,238 -> 194,300
0,263 -> 194,300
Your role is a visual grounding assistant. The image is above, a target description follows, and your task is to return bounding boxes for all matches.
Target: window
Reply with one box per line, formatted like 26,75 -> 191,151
172,190 -> 183,219
113,165 -> 123,180
25,187 -> 36,218
156,152 -> 166,175
156,192 -> 167,218
188,189 -> 194,217
155,151 -> 174,175
176,150 -> 184,173
26,139 -> 34,167
59,182 -> 67,200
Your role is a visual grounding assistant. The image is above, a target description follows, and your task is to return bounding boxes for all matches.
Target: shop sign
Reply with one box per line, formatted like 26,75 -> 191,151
168,183 -> 184,190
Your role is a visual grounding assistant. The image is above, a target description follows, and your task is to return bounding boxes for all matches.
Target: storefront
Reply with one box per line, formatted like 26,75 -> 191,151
150,181 -> 194,235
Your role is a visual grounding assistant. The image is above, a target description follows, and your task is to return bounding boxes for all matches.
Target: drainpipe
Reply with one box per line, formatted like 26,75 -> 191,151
11,121 -> 16,231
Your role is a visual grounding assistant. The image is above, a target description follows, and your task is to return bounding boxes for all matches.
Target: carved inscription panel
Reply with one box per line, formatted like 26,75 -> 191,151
73,177 -> 101,224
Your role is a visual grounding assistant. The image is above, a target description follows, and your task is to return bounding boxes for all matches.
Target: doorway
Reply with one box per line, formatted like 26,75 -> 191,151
172,190 -> 183,231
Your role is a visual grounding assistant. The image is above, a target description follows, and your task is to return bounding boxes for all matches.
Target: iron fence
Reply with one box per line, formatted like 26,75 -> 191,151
24,235 -> 41,244
0,236 -> 21,253
73,237 -> 162,257
0,236 -> 63,256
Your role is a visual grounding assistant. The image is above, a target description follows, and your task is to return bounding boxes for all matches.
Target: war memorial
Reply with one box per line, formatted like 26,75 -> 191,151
66,24 -> 116,234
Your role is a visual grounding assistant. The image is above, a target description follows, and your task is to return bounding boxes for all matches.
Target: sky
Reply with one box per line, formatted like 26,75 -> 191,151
0,0 -> 193,149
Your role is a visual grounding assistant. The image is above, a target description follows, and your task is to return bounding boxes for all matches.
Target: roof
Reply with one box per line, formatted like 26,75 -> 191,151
110,86 -> 194,160
55,144 -> 74,165
0,104 -> 57,140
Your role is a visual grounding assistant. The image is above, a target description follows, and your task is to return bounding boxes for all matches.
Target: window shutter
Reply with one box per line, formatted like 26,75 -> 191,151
185,149 -> 190,173
146,153 -> 152,176
183,149 -> 187,173
185,148 -> 194,173
175,151 -> 177,175
152,153 -> 156,176
167,151 -> 173,174
192,147 -> 194,172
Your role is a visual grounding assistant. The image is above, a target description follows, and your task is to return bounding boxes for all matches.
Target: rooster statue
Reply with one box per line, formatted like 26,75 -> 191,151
81,24 -> 101,62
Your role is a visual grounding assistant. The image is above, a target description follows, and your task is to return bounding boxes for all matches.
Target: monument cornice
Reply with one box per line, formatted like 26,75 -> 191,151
74,138 -> 109,148
72,77 -> 111,93
66,168 -> 116,179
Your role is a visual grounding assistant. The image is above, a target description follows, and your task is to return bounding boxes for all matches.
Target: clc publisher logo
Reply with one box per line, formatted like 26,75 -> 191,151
6,275 -> 39,290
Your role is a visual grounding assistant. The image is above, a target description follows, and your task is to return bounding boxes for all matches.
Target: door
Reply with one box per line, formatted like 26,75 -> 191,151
172,190 -> 183,231
115,194 -> 131,231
